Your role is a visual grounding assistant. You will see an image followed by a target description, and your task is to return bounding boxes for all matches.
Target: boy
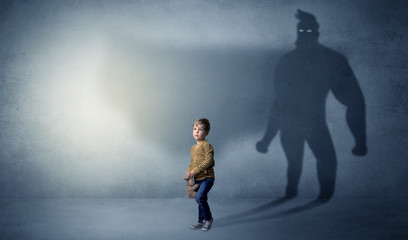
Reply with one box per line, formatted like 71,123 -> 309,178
186,118 -> 215,232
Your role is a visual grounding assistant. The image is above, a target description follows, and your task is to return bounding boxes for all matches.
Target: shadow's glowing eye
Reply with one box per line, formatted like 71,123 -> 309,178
299,29 -> 304,32
307,29 -> 313,33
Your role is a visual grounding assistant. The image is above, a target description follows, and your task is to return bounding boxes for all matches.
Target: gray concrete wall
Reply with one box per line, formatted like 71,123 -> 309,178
0,0 -> 407,198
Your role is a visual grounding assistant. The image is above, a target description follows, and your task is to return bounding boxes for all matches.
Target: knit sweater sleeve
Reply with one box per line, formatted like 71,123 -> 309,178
192,143 -> 214,174
187,163 -> 192,172
187,145 -> 195,172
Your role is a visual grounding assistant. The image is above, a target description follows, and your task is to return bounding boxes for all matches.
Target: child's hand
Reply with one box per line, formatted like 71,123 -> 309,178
185,171 -> 192,179
189,170 -> 195,177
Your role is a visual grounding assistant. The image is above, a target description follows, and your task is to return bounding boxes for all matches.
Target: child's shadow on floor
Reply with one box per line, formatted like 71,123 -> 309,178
215,197 -> 328,228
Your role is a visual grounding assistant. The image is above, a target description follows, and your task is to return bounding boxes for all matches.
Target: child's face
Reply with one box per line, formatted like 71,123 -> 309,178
193,124 -> 207,143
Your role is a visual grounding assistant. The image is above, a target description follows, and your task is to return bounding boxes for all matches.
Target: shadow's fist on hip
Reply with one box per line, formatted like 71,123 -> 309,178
256,141 -> 268,153
352,144 -> 367,156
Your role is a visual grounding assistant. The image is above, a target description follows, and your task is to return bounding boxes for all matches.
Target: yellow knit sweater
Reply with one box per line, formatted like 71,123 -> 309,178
187,140 -> 215,181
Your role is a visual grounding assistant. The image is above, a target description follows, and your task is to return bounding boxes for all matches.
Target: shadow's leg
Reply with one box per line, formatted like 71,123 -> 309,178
281,129 -> 305,198
307,125 -> 337,200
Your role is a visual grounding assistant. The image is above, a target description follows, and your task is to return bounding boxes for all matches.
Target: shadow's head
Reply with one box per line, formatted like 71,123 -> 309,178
295,10 -> 320,48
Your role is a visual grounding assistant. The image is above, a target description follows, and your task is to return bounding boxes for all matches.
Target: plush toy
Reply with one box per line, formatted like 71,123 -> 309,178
182,177 -> 199,198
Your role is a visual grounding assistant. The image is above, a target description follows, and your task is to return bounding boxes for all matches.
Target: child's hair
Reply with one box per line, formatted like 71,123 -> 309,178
193,118 -> 211,134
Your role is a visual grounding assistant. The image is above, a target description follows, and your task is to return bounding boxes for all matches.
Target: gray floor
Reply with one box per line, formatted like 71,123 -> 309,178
0,197 -> 407,240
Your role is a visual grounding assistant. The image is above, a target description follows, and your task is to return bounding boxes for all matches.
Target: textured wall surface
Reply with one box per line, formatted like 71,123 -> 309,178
0,0 -> 407,198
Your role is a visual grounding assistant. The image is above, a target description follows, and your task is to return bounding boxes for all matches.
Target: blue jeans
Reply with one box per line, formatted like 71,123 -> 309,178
195,178 -> 214,223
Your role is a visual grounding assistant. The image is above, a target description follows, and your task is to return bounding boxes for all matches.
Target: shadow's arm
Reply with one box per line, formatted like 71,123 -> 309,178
330,56 -> 367,156
256,99 -> 281,153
